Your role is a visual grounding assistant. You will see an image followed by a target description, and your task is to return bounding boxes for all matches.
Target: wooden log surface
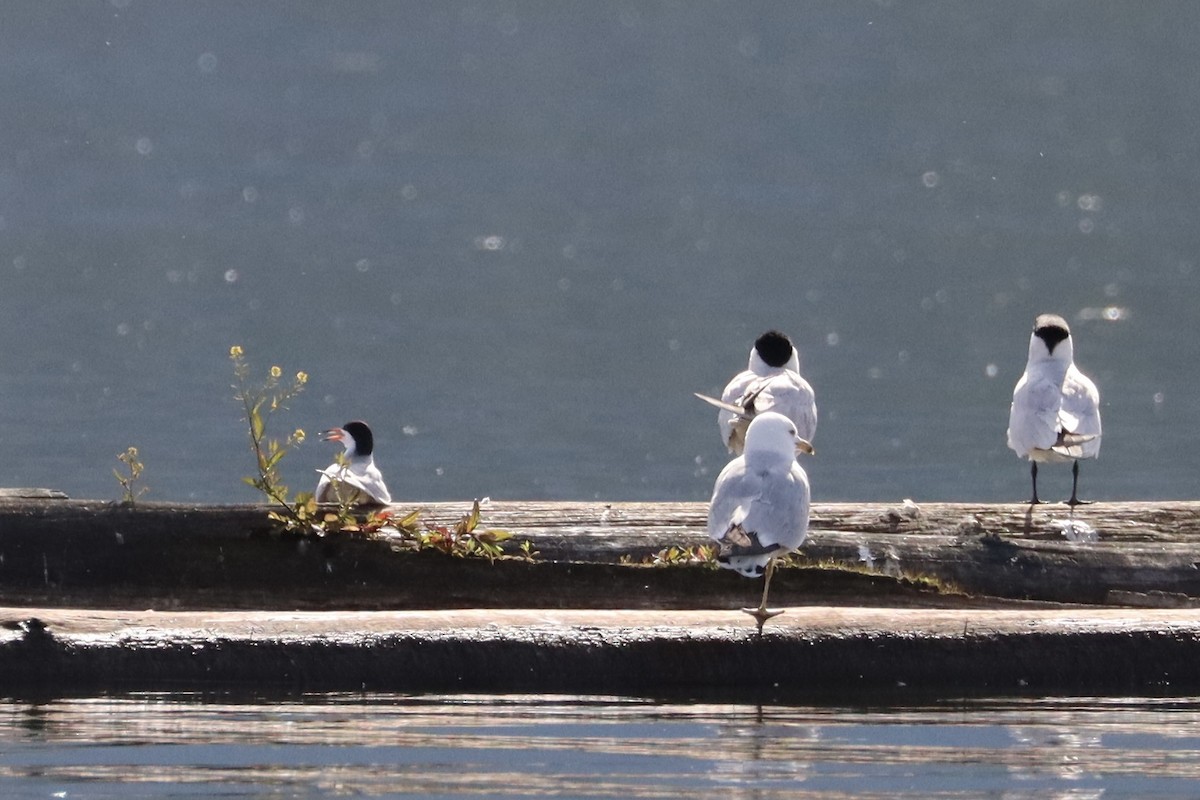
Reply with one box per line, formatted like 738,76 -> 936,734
1,495 -> 1198,695
0,606 -> 1196,695
0,496 -> 1196,608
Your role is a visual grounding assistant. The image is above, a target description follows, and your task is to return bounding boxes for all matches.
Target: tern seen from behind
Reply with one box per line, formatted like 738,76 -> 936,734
1006,314 -> 1102,505
696,330 -> 817,455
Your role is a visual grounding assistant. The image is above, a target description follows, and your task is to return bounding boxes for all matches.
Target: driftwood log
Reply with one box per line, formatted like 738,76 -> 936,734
0,493 -> 1198,693
0,495 -> 1195,609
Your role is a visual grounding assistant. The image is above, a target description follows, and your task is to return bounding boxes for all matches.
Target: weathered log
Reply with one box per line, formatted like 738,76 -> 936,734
0,606 -> 1196,695
0,497 -> 1196,608
1,496 -> 1198,696
0,498 -> 949,611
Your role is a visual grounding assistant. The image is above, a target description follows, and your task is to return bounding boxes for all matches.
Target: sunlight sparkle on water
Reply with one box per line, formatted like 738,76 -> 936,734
1076,306 -> 1128,322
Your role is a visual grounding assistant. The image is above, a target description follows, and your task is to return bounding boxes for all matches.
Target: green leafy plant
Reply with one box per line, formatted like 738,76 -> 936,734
331,498 -> 527,561
621,543 -> 718,568
229,345 -> 311,527
113,446 -> 148,506
518,539 -> 540,562
398,500 -> 515,563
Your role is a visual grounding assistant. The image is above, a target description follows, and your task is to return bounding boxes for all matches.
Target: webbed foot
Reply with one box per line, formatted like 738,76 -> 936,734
741,606 -> 785,636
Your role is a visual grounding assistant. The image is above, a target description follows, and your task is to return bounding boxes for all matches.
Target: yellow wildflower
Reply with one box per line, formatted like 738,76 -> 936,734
296,371 -> 308,384
229,345 -> 244,358
270,365 -> 282,378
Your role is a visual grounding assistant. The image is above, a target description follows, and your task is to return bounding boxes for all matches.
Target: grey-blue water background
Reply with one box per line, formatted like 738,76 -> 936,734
2,2 -> 1198,504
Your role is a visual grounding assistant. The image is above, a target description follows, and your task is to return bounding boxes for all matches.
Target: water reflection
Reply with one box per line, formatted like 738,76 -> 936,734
0,695 -> 1197,797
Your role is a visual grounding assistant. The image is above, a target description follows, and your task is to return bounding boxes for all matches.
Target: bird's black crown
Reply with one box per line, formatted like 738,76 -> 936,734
754,330 -> 794,368
343,420 -> 374,456
1033,314 -> 1070,354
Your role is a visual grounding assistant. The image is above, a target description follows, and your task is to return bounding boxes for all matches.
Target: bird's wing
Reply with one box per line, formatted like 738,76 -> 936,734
720,370 -> 756,406
358,463 -> 392,504
1060,366 -> 1101,436
348,462 -> 392,504
1056,366 -> 1101,457
707,460 -> 810,555
315,463 -> 391,505
744,372 -> 818,441
707,458 -> 749,541
715,370 -> 756,452
737,462 -> 809,553
1007,371 -> 1064,454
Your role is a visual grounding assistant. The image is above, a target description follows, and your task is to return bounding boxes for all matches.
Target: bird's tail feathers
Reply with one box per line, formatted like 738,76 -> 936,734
1051,431 -> 1097,458
717,554 -> 770,578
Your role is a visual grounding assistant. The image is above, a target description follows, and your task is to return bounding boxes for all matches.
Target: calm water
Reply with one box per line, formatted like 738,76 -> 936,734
0,693 -> 1198,798
2,3 -> 1199,505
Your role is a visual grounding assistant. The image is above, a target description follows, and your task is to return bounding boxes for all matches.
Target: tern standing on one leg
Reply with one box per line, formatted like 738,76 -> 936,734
1006,314 -> 1102,505
315,420 -> 392,505
697,330 -> 817,455
707,411 -> 813,634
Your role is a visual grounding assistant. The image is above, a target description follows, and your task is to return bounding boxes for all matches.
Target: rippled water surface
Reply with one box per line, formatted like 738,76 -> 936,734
0,694 -> 1198,798
2,3 -> 1199,504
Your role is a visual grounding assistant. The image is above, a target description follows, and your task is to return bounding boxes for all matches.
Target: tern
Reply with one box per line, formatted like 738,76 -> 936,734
696,330 -> 817,455
315,420 -> 392,505
1006,314 -> 1102,505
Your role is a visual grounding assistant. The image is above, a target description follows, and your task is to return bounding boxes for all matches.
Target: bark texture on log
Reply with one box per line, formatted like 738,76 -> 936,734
0,497 -> 1195,608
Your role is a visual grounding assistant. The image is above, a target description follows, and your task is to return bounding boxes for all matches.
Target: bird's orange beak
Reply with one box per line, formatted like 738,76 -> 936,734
321,428 -> 345,443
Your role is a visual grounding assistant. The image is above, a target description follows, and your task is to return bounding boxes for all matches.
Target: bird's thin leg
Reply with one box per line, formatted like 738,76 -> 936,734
1067,460 -> 1092,507
1028,462 -> 1044,505
741,558 -> 785,635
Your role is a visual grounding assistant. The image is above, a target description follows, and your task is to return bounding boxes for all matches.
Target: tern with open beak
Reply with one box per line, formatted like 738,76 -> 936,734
315,420 -> 392,505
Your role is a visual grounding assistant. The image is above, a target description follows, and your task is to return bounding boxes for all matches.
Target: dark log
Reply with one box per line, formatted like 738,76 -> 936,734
0,606 -> 1196,695
0,496 -> 1196,608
